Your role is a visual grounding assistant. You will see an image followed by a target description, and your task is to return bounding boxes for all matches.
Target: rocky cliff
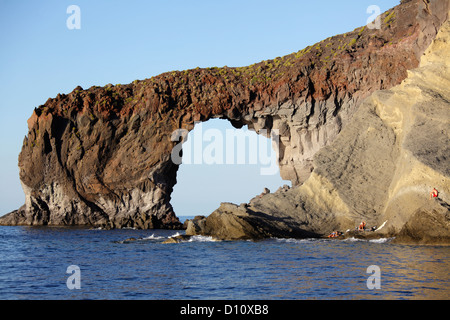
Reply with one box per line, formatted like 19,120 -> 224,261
187,10 -> 450,243
1,0 -> 448,233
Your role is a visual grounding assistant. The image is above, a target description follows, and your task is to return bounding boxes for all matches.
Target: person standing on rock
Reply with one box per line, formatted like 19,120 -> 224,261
430,188 -> 439,200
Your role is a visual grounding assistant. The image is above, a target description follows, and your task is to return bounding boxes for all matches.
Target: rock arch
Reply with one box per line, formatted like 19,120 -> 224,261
1,0 -> 446,230
170,118 -> 290,217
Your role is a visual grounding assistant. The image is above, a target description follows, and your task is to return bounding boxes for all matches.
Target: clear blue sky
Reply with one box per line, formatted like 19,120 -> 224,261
0,0 -> 399,217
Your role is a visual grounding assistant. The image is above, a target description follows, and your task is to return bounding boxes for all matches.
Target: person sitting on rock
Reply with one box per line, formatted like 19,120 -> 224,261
430,187 -> 438,200
327,231 -> 342,238
259,187 -> 270,198
358,221 -> 366,231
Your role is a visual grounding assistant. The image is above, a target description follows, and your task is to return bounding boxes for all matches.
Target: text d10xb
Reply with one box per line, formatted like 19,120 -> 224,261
224,304 -> 269,315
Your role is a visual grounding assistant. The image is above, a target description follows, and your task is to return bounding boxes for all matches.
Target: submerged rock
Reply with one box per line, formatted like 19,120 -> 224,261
162,234 -> 193,244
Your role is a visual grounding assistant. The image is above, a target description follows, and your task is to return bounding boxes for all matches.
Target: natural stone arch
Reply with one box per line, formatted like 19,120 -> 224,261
1,0 -> 445,230
170,118 -> 290,217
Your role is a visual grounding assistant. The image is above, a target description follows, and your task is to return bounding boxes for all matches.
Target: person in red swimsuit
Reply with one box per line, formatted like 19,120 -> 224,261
358,221 -> 366,231
430,188 -> 438,200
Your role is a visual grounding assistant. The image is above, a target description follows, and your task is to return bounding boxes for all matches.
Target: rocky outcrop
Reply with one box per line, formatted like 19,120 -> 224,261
1,0 -> 448,231
188,15 -> 450,243
185,193 -> 322,240
162,234 -> 193,244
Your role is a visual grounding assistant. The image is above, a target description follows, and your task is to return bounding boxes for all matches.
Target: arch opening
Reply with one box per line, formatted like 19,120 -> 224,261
171,118 -> 291,217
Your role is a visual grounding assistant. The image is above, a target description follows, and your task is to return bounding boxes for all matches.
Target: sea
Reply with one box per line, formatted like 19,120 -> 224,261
0,216 -> 449,301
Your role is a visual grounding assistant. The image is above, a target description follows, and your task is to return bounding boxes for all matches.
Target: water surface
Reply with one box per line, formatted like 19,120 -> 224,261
0,225 -> 448,300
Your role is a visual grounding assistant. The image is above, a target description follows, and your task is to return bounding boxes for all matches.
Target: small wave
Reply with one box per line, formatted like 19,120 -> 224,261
141,233 -> 165,240
170,232 -> 183,238
343,237 -> 363,242
369,238 -> 393,243
344,237 -> 393,243
187,235 -> 218,242
271,237 -> 323,244
115,233 -> 167,243
89,227 -> 104,230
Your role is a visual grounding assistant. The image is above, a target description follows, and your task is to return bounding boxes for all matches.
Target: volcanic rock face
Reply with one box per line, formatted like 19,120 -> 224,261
1,0 -> 448,231
188,15 -> 450,243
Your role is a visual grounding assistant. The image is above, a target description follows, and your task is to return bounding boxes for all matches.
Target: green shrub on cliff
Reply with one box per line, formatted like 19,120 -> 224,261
384,11 -> 396,25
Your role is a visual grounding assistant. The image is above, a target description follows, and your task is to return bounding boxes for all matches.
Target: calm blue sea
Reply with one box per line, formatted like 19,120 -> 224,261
0,217 -> 449,300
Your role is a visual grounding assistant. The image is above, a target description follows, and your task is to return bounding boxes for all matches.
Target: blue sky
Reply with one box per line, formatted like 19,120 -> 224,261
0,0 -> 400,216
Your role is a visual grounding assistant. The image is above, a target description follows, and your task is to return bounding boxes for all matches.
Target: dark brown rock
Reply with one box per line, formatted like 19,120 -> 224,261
163,234 -> 193,244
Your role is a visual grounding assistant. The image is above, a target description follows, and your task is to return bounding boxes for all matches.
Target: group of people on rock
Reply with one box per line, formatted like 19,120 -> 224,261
326,187 -> 441,239
327,221 -> 371,238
